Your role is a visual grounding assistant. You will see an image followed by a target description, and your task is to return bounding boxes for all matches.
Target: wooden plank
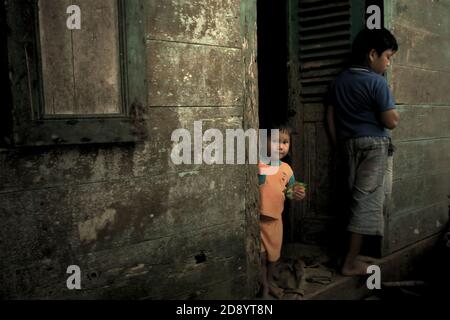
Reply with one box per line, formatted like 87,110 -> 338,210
18,117 -> 143,146
388,202 -> 448,253
74,223 -> 245,298
302,58 -> 347,70
393,0 -> 450,38
300,10 -> 349,24
124,0 -> 147,117
391,173 -> 450,215
299,20 -> 350,32
303,103 -> 325,122
0,165 -> 247,265
300,2 -> 349,14
392,65 -> 450,105
71,0 -> 121,114
147,40 -> 243,106
62,275 -> 249,300
0,189 -> 74,268
2,221 -> 246,299
173,275 -> 248,300
393,138 -> 450,180
147,0 -> 241,48
392,23 -> 450,73
0,106 -> 243,193
306,233 -> 441,299
300,122 -> 333,219
240,0 -> 260,298
38,0 -> 75,115
301,67 -> 342,78
303,123 -> 317,216
314,122 -> 333,215
393,106 -> 450,141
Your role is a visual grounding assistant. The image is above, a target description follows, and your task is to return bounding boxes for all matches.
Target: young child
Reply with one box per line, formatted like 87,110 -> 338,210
259,125 -> 305,299
327,28 -> 399,276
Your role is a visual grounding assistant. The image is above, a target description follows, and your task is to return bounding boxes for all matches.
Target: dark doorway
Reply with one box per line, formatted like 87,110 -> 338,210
257,0 -> 289,129
256,0 -> 294,248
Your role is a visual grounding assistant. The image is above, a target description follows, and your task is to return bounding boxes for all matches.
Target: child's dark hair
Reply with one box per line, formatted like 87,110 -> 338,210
351,28 -> 398,65
267,123 -> 292,138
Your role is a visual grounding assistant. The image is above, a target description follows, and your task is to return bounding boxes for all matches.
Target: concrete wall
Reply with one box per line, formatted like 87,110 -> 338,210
385,0 -> 450,254
0,0 -> 260,299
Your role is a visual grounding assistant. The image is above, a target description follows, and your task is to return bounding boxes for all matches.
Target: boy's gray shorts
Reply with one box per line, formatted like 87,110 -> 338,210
341,136 -> 392,236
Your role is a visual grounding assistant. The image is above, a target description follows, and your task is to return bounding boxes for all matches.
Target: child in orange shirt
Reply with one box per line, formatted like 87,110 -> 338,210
259,125 -> 305,299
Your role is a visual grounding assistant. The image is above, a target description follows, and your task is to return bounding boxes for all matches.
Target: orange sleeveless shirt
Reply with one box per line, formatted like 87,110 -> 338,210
258,161 -> 294,219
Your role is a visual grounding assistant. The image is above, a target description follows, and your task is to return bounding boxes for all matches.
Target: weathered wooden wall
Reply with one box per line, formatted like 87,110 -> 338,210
384,0 -> 450,253
0,0 -> 259,299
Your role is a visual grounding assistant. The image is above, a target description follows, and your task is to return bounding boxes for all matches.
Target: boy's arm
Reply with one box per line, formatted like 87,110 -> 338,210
375,78 -> 399,129
327,104 -> 337,146
380,109 -> 400,129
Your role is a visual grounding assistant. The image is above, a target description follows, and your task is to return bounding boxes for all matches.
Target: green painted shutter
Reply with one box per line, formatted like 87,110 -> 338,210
299,0 -> 364,104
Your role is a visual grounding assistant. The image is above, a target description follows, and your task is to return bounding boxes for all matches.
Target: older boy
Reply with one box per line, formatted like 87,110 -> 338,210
327,28 -> 399,276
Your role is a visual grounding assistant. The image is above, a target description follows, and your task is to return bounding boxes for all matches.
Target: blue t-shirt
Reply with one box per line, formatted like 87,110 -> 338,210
329,67 -> 396,140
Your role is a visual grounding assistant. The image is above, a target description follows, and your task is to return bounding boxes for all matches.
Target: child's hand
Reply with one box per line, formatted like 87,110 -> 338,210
292,184 -> 306,201
286,182 -> 307,200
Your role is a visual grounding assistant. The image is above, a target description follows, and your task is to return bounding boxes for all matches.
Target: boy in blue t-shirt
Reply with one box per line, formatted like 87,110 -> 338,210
327,28 -> 399,276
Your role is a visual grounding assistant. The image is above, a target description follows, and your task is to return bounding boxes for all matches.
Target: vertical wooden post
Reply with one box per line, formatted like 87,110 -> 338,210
240,0 -> 260,298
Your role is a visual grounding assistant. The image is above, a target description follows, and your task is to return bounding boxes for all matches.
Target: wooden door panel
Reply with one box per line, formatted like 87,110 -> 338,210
287,0 -> 365,244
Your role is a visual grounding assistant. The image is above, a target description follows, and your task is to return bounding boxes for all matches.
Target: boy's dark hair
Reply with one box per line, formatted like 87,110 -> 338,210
351,28 -> 398,65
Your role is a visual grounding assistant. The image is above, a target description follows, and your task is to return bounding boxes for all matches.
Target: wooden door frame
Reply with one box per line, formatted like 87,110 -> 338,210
241,0 -> 260,297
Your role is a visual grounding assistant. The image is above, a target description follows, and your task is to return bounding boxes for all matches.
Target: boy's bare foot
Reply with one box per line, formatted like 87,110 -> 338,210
356,255 -> 378,264
261,287 -> 270,300
267,282 -> 284,299
261,284 -> 284,300
341,260 -> 371,276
